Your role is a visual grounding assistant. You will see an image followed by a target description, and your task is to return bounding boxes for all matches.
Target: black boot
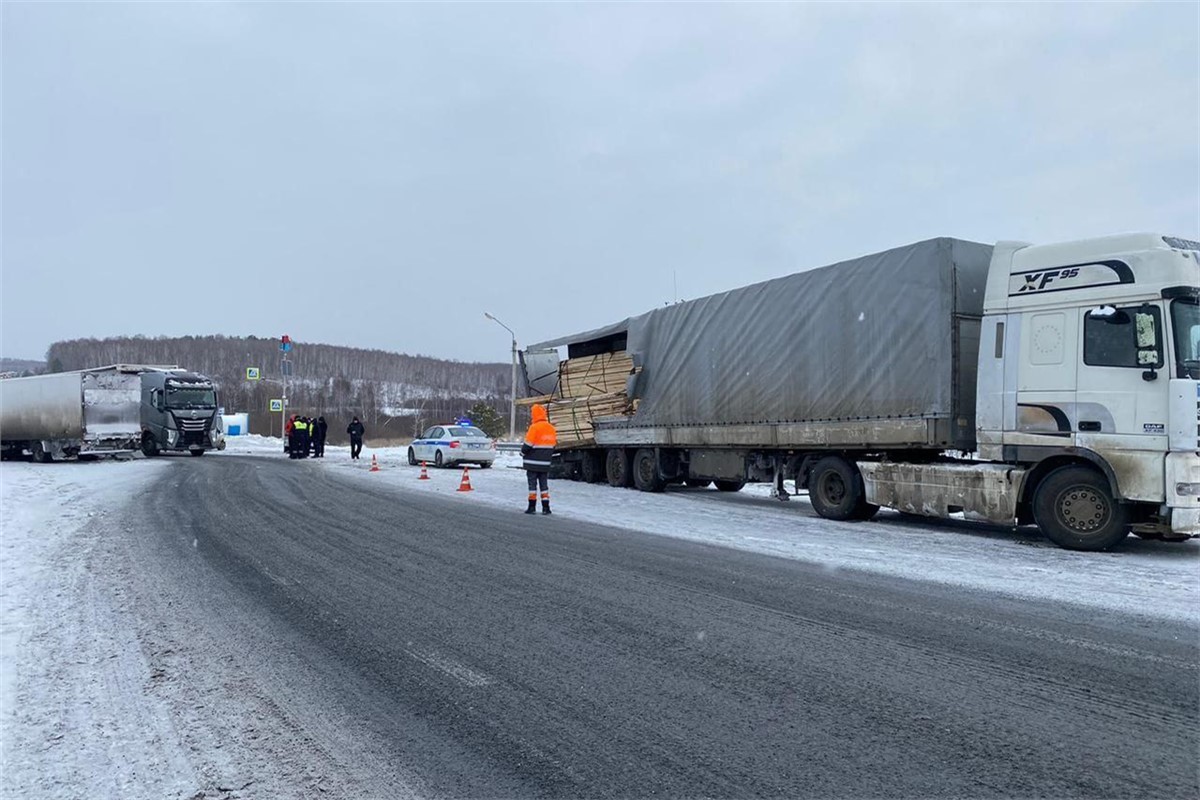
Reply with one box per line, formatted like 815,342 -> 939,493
525,500 -> 537,514
541,501 -> 552,515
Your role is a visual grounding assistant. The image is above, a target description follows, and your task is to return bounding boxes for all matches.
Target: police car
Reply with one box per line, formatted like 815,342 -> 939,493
408,421 -> 497,468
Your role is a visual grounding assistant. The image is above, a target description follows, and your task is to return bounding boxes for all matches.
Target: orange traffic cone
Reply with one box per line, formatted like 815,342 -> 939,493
456,466 -> 473,492
370,454 -> 380,472
419,461 -> 430,480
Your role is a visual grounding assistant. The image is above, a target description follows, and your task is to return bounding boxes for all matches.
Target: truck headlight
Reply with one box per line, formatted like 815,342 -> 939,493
168,430 -> 177,445
1175,482 -> 1200,497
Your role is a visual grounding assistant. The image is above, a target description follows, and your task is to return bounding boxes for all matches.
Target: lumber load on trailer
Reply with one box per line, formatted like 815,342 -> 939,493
521,352 -> 638,447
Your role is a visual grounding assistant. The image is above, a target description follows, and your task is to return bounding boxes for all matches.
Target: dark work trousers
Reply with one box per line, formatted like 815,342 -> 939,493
350,437 -> 363,459
526,470 -> 549,496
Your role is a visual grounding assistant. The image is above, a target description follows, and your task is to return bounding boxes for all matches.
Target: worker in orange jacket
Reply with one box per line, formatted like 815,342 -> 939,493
522,404 -> 557,514
285,414 -> 297,455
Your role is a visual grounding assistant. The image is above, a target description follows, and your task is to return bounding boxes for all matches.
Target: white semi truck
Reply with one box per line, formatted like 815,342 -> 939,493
524,234 -> 1199,551
0,365 -> 145,461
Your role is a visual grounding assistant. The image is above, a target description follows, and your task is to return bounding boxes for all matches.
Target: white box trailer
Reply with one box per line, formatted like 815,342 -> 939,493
1,365 -> 150,461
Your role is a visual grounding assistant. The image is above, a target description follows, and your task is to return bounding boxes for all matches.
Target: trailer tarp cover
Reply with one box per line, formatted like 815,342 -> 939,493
534,237 -> 993,428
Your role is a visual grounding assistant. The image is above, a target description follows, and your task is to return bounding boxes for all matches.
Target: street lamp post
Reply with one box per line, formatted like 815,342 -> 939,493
484,312 -> 518,442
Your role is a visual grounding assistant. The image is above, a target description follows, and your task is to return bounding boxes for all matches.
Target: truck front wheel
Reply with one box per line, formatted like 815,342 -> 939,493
605,449 -> 633,488
1033,466 -> 1128,551
808,456 -> 876,521
141,434 -> 159,458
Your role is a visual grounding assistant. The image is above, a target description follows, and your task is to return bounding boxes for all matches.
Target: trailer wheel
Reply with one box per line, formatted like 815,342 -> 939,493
808,456 -> 871,521
685,479 -> 713,489
1033,466 -> 1129,551
632,449 -> 666,492
714,480 -> 745,492
605,449 -> 634,488
31,442 -> 52,464
581,451 -> 604,484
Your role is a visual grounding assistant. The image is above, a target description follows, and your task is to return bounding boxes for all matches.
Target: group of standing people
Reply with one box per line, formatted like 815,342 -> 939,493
285,414 -> 328,459
283,414 -> 366,460
282,404 -> 558,516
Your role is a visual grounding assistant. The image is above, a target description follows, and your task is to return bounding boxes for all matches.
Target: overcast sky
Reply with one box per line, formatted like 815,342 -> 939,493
3,2 -> 1197,364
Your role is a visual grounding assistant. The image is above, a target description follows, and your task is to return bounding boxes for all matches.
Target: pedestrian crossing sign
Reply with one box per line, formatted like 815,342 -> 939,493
246,367 -> 261,380
269,399 -> 283,412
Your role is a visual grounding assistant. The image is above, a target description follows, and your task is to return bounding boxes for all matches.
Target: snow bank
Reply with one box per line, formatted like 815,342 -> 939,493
1,458 -> 174,796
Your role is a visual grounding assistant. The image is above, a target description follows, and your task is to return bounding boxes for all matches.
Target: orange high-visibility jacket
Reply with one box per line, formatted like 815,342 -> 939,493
521,404 -> 557,472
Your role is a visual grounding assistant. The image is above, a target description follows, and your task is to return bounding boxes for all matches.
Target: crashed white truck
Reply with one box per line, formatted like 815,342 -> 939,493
0,365 -> 145,462
523,234 -> 1200,551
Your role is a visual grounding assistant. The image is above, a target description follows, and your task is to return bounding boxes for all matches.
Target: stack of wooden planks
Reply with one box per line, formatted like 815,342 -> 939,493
517,352 -> 638,447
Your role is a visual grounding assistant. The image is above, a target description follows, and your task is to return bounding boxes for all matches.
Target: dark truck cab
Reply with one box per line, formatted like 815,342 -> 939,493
140,370 -> 219,456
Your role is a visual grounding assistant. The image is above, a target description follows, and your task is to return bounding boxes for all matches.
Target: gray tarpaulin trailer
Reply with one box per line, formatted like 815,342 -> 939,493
523,232 -> 1200,553
528,237 -> 994,454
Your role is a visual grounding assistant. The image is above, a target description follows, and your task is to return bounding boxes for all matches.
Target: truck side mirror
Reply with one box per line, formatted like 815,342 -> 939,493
1135,310 -> 1160,371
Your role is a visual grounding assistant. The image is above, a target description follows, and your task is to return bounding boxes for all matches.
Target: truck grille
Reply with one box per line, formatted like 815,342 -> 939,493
177,417 -> 209,446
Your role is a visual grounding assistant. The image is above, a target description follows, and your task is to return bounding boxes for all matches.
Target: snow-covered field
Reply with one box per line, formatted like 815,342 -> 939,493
2,437 -> 1197,797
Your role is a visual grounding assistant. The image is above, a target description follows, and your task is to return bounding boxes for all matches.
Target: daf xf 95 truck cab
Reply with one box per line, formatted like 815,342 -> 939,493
970,233 -> 1199,548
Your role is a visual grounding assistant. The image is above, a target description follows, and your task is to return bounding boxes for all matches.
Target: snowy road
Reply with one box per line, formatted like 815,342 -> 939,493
3,447 -> 1197,798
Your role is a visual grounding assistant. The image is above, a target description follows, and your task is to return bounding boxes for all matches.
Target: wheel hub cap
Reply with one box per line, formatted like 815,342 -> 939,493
1060,488 -> 1107,532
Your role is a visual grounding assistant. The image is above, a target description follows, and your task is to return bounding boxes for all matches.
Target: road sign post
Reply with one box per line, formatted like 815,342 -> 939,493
279,335 -> 292,439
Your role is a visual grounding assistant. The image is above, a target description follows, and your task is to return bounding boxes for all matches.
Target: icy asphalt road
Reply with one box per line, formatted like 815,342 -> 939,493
10,453 -> 1199,798
102,456 -> 1200,797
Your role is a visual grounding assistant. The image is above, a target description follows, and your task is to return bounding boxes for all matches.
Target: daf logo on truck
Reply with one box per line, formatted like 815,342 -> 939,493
1008,259 -> 1134,296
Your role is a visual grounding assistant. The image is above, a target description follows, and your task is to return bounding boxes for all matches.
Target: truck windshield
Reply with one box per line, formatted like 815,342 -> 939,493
1171,299 -> 1200,379
166,388 -> 217,409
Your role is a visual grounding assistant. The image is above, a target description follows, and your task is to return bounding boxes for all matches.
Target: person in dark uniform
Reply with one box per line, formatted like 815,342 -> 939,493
294,417 -> 310,459
313,416 -> 328,457
347,416 -> 365,460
